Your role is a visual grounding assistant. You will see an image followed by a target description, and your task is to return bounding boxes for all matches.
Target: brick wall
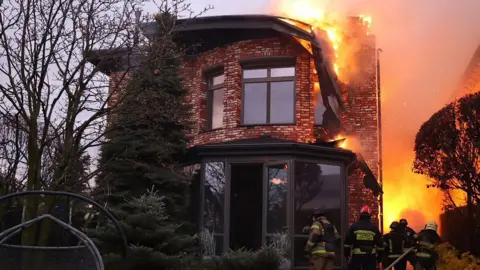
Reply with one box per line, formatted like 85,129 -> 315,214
179,36 -> 318,145
340,26 -> 380,225
108,34 -> 380,225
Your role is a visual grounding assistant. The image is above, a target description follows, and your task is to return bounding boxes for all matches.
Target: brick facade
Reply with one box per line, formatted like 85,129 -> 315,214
108,31 -> 380,225
180,36 -> 318,145
340,33 -> 380,225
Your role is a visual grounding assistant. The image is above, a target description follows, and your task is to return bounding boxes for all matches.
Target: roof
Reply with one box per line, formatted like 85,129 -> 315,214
86,14 -> 345,112
186,135 -> 356,163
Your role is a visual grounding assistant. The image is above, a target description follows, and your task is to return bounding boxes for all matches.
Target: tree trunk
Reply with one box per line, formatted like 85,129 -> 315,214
466,182 -> 475,253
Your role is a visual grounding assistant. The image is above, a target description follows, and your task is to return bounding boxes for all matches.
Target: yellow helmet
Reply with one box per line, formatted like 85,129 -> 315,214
425,221 -> 438,232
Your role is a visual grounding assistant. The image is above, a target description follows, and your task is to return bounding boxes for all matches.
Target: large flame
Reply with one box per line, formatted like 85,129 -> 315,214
270,0 -> 441,233
273,0 -> 371,81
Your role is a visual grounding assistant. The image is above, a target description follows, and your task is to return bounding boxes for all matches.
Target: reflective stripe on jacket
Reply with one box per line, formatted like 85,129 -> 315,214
305,220 -> 335,256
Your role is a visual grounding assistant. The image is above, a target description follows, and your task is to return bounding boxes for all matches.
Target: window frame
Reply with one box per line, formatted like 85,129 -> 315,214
240,58 -> 297,126
205,70 -> 225,130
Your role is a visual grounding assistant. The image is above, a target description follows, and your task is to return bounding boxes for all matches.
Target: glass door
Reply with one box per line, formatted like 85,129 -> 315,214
263,161 -> 290,246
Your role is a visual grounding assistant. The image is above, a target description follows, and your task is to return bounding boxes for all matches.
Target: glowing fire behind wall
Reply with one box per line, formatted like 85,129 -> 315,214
267,0 -> 480,233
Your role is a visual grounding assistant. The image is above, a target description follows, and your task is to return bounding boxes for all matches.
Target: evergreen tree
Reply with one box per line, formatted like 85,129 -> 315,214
92,12 -> 197,269
91,190 -> 197,269
96,12 -> 192,217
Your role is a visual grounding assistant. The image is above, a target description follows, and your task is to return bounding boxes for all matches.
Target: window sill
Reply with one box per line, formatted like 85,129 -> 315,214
238,123 -> 296,128
198,127 -> 223,134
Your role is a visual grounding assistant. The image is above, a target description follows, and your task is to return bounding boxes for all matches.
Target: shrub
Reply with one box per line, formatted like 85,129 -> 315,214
437,243 -> 480,270
200,246 -> 282,270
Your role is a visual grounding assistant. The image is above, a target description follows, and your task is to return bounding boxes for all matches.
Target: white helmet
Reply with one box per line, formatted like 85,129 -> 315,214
425,221 -> 438,232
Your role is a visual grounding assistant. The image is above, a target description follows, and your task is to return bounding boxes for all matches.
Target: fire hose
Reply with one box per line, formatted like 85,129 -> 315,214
383,247 -> 415,270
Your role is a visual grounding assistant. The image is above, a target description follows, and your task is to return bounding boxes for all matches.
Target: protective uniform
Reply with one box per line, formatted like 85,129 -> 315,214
399,218 -> 417,267
344,206 -> 384,270
413,221 -> 442,270
304,208 -> 341,270
383,221 -> 407,270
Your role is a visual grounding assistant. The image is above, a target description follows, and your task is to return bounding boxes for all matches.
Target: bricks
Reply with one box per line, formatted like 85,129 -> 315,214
108,33 -> 380,226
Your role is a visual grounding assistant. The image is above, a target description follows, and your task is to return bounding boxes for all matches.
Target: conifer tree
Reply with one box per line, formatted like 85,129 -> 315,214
96,11 -> 192,217
91,12 -> 197,269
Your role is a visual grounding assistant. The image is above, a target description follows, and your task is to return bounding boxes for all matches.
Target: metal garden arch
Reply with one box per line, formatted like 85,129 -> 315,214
0,191 -> 129,270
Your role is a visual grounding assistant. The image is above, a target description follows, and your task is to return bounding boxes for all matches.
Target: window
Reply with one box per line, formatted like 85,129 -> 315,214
243,67 -> 296,125
203,162 -> 225,255
293,161 -> 342,268
207,73 -> 225,130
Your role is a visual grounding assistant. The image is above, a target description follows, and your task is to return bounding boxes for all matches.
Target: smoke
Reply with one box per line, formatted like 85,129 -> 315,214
268,0 -> 480,231
347,0 -> 480,231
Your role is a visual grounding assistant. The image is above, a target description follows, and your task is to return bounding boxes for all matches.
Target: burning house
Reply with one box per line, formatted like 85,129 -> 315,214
87,14 -> 381,269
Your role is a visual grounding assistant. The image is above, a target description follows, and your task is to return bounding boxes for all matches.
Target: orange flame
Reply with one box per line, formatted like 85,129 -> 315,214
271,0 -> 442,233
273,0 -> 371,81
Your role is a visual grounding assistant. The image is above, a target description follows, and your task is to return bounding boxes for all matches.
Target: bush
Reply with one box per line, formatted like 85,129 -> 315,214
200,246 -> 282,270
437,243 -> 480,270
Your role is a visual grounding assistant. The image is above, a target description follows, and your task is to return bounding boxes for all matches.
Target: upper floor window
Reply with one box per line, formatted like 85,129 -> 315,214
207,73 -> 225,130
242,67 -> 296,125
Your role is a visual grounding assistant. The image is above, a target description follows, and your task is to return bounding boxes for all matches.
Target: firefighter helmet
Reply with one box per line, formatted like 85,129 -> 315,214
425,221 -> 438,232
360,205 -> 372,216
399,218 -> 408,226
312,207 -> 325,218
390,221 -> 400,230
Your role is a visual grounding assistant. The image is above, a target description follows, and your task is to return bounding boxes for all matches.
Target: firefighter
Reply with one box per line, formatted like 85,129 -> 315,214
304,208 -> 341,270
383,221 -> 407,270
413,221 -> 443,270
344,205 -> 384,270
399,218 -> 416,267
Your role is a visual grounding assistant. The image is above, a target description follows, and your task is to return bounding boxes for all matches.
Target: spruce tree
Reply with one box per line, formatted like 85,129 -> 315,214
91,12 -> 196,269
96,12 -> 191,217
92,190 -> 196,269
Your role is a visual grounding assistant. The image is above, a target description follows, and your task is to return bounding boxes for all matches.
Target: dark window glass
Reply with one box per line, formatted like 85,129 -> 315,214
293,236 -> 309,267
242,66 -> 296,125
243,83 -> 267,124
204,162 -> 225,233
244,69 -> 268,78
266,163 -> 288,234
214,235 -> 223,255
270,81 -> 295,124
207,73 -> 225,130
293,161 -> 342,267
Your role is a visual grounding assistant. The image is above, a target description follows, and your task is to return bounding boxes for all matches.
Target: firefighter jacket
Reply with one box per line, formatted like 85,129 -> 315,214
383,231 -> 407,259
304,217 -> 340,257
344,219 -> 384,257
403,226 -> 416,250
414,230 -> 442,260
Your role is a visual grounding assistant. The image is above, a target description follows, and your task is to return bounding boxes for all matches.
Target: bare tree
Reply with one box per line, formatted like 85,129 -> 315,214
0,0 -> 145,249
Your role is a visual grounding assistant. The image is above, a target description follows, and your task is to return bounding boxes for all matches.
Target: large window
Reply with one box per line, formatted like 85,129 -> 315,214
242,67 -> 296,125
293,161 -> 342,268
207,73 -> 225,130
203,162 -> 225,254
